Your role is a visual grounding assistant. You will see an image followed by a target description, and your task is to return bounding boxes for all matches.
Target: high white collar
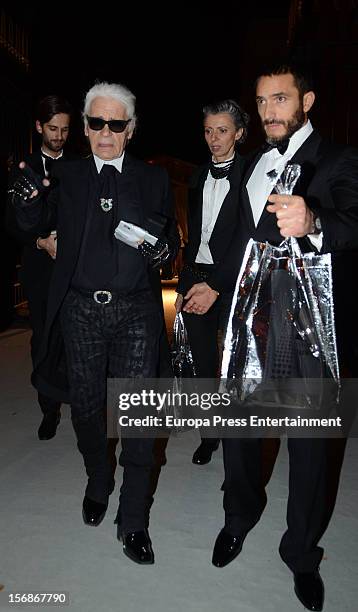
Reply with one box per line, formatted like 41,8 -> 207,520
94,151 -> 125,173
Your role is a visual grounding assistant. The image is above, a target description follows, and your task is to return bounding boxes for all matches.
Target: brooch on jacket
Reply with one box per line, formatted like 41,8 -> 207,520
100,198 -> 113,212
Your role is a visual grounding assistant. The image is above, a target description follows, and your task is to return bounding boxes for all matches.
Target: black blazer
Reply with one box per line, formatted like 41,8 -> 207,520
177,153 -> 245,294
7,150 -> 77,245
14,153 -> 179,400
209,131 -> 358,292
208,130 -> 358,368
6,150 -> 76,295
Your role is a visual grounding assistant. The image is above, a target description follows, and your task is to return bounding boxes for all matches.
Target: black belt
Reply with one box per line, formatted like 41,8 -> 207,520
70,286 -> 120,304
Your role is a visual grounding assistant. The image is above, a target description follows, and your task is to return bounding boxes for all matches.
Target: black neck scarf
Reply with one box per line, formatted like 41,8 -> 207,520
209,157 -> 235,180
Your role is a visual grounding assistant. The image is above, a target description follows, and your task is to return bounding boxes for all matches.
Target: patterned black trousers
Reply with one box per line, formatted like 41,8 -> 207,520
60,288 -> 162,532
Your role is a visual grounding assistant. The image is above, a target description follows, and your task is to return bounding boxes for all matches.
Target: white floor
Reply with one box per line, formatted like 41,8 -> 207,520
0,328 -> 357,612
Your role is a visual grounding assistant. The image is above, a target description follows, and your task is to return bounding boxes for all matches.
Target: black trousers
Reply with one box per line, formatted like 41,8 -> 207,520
222,437 -> 329,572
60,288 -> 162,532
182,282 -> 231,446
27,282 -> 61,416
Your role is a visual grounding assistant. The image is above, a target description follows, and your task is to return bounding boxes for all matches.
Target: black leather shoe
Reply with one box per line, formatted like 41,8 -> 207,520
118,528 -> 154,564
212,528 -> 246,567
192,439 -> 220,465
38,411 -> 61,440
82,496 -> 107,526
294,571 -> 324,611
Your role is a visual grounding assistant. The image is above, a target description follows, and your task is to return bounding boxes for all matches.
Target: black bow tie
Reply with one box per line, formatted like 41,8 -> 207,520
262,139 -> 290,156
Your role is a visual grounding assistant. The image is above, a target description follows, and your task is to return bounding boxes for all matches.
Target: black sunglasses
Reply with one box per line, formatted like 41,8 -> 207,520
86,115 -> 131,133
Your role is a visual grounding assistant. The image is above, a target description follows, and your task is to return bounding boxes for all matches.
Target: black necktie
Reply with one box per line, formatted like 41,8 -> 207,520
99,164 -> 117,192
42,154 -> 58,176
99,164 -> 118,213
100,163 -> 117,177
262,139 -> 290,156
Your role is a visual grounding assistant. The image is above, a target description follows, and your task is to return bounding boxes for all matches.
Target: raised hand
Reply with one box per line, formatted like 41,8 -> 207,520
267,194 -> 314,237
8,162 -> 50,203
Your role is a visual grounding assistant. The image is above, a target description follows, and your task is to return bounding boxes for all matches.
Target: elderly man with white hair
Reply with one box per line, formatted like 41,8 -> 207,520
9,81 -> 179,565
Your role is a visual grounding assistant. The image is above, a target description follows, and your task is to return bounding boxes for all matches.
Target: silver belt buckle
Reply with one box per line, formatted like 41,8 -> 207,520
93,290 -> 112,304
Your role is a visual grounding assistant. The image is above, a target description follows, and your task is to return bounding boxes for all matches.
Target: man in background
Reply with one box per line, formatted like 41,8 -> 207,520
7,95 -> 73,440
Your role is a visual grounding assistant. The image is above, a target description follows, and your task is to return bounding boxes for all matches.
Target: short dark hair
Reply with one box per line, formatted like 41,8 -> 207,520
202,99 -> 250,144
36,95 -> 72,125
255,62 -> 314,98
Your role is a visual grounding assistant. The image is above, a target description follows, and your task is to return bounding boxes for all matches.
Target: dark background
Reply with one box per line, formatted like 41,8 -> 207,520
2,1 -> 357,164
0,0 -> 357,332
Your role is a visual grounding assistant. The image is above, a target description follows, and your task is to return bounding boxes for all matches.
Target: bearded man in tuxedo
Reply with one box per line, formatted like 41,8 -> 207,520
184,62 -> 358,611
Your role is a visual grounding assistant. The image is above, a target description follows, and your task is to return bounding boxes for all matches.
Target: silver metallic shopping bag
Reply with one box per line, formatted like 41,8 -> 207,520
157,312 -> 197,430
171,312 -> 197,378
221,236 -> 340,410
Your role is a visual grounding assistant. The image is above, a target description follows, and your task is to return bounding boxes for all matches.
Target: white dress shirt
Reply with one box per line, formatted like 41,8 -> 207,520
94,152 -> 125,174
246,120 -> 322,250
195,157 -> 232,264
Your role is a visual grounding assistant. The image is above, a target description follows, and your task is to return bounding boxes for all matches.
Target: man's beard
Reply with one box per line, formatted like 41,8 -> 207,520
43,136 -> 64,152
263,105 -> 305,146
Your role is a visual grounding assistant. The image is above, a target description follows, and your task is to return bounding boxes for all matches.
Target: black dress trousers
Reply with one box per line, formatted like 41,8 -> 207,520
60,288 -> 162,530
25,252 -> 61,416
181,265 -> 232,446
222,436 -> 329,572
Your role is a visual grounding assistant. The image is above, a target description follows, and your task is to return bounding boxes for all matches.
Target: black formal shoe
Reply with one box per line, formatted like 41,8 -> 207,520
192,439 -> 220,465
82,496 -> 107,526
38,411 -> 61,440
212,528 -> 246,567
294,570 -> 324,611
117,528 -> 154,564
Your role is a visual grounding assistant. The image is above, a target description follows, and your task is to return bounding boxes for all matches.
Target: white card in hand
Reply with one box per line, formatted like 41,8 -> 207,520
114,220 -> 158,249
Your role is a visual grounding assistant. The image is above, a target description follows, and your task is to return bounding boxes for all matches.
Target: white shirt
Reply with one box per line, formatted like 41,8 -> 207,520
93,152 -> 125,174
195,157 -> 232,265
246,120 -> 322,250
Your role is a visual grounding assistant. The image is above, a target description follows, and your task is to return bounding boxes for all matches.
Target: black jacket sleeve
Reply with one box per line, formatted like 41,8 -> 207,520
317,147 -> 358,252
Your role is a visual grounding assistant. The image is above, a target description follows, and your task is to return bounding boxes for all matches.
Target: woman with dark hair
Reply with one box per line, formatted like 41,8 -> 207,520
175,99 -> 249,465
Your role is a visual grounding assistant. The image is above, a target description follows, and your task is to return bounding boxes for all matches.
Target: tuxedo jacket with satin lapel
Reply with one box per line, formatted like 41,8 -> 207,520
209,130 -> 358,367
210,131 -> 358,293
14,153 -> 178,399
177,153 -> 245,294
